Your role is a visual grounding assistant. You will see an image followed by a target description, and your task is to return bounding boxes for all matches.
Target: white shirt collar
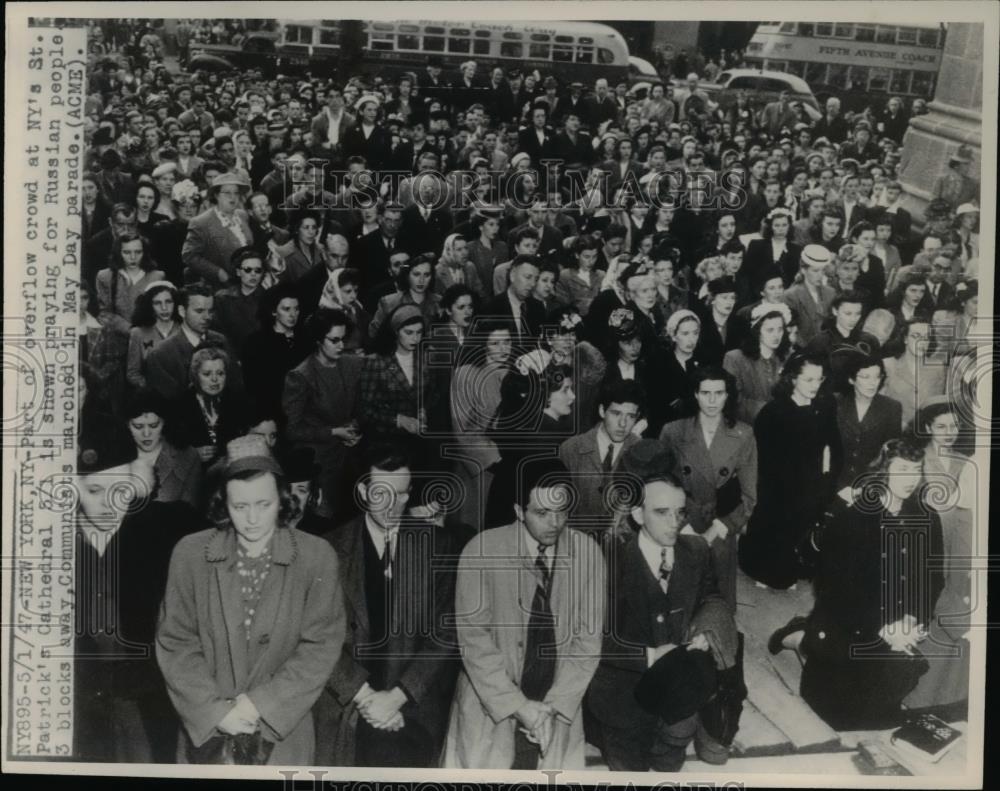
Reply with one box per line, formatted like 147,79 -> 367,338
596,424 -> 621,464
181,323 -> 203,348
617,359 -> 635,379
637,529 -> 674,579
520,523 -> 553,570
365,513 -> 397,560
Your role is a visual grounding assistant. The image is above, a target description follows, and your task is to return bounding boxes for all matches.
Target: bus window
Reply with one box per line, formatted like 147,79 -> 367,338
911,71 -> 935,96
284,25 -> 311,44
896,27 -> 918,45
815,23 -> 833,37
529,33 -> 550,60
553,37 -> 573,62
848,66 -> 869,90
868,67 -> 891,92
425,26 -> 445,52
799,23 -> 814,37
827,63 -> 849,89
779,22 -> 797,34
855,24 -> 876,42
834,23 -> 854,39
473,30 -> 491,55
318,29 -> 340,46
890,69 -> 912,94
596,47 -> 614,65
876,26 -> 896,44
917,28 -> 940,48
397,24 -> 419,50
449,29 -> 471,54
804,61 -> 827,84
369,24 -> 395,51
501,31 -> 522,58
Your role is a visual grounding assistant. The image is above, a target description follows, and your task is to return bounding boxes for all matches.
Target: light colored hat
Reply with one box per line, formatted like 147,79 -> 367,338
665,308 -> 700,338
955,203 -> 979,216
223,434 -> 283,480
389,304 -> 425,334
151,162 -> 178,179
801,244 -> 832,268
210,171 -> 251,191
143,279 -> 176,293
355,94 -> 381,111
510,151 -> 531,169
750,301 -> 792,328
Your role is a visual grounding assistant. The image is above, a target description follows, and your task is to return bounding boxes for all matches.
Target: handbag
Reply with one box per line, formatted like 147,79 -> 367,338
187,731 -> 275,765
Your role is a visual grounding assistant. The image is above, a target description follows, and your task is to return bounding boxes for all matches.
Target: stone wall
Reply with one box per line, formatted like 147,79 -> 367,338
897,23 -> 983,224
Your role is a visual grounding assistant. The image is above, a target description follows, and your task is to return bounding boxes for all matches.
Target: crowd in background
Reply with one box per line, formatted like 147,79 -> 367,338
70,17 -> 982,770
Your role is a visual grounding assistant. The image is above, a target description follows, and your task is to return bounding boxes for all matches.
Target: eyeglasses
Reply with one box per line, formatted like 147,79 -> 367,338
324,335 -> 346,344
240,266 -> 263,274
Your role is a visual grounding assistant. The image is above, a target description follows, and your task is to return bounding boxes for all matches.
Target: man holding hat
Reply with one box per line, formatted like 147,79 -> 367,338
182,170 -> 253,286
587,472 -> 738,770
782,244 -> 836,346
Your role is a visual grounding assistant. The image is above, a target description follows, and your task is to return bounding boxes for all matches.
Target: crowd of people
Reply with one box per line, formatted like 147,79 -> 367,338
73,18 -> 982,770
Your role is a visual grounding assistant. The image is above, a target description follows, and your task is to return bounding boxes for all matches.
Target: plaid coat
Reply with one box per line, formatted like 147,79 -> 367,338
358,351 -> 430,436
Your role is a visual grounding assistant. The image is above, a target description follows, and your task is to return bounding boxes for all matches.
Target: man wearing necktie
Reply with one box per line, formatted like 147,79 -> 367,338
316,445 -> 462,767
445,458 -> 606,769
587,474 -> 738,771
484,255 -> 545,350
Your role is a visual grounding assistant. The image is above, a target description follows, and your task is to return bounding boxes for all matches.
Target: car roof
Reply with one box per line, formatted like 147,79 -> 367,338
717,69 -> 814,94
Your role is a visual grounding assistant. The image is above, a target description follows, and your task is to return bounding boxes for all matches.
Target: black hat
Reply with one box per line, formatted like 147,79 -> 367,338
92,126 -> 114,147
426,55 -> 444,68
634,645 -> 718,724
708,276 -> 738,296
281,447 -> 319,483
100,148 -> 123,169
78,424 -> 135,475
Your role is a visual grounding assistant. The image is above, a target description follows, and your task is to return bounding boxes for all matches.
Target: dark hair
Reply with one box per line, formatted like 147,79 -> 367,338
831,289 -> 866,310
844,353 -> 886,386
396,255 -> 436,294
231,245 -> 263,269
573,235 -> 601,256
441,283 -> 475,313
741,308 -> 791,360
363,441 -> 411,479
599,379 -> 645,413
688,366 -> 739,426
514,457 -> 572,509
867,437 -> 926,476
337,267 -> 362,289
604,223 -> 628,242
305,307 -> 351,349
849,220 -> 875,241
130,282 -> 180,327
510,226 -> 541,248
257,282 -> 301,327
720,239 -> 744,256
911,399 -> 958,442
543,363 -> 574,399
178,282 -> 214,309
207,470 -> 300,530
773,353 -> 827,399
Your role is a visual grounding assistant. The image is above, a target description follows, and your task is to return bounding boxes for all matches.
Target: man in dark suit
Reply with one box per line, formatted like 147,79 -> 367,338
342,96 -> 392,173
416,56 -> 448,108
144,283 -> 244,401
483,254 -> 546,347
309,83 -> 355,168
397,177 -> 453,259
586,78 -> 620,131
507,203 -> 564,260
314,445 -> 462,767
835,174 -> 870,233
83,202 -> 139,289
558,380 -> 643,535
918,256 -> 957,313
874,181 -> 913,248
587,473 -> 738,771
491,68 -> 521,126
517,101 -> 558,172
551,110 -> 594,191
352,202 -> 405,304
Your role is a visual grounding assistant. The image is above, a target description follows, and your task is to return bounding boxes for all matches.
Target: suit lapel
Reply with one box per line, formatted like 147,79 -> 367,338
213,552 -> 251,692
340,519 -> 371,636
682,418 -> 715,489
709,425 -> 741,474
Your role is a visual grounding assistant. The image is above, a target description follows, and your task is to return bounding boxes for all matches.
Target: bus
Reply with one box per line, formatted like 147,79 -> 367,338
191,19 -> 632,85
744,22 -> 946,106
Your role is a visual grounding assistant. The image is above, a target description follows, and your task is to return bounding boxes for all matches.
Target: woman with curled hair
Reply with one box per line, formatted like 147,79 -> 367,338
96,232 -> 166,333
283,308 -> 364,524
277,210 -> 329,284
794,437 -> 944,730
902,397 -> 974,718
485,358 -> 577,528
451,317 -> 515,527
738,353 -> 842,589
368,254 -> 441,341
127,281 -> 182,390
156,434 -> 345,765
744,207 -> 802,288
173,346 -> 250,465
723,302 -> 792,424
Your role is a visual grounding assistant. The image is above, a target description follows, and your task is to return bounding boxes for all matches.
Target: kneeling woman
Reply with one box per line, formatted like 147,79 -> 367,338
799,439 -> 944,730
156,435 -> 345,764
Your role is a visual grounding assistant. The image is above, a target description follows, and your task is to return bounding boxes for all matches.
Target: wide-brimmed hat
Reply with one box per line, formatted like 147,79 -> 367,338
634,645 -> 718,724
210,171 -> 251,191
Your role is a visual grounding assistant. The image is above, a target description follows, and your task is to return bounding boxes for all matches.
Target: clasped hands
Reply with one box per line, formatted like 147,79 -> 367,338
353,683 -> 407,732
880,614 -> 927,655
330,422 -> 362,447
515,700 -> 560,756
217,693 -> 261,735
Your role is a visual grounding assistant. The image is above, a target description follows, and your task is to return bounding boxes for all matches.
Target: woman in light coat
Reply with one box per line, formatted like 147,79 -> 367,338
156,435 -> 345,765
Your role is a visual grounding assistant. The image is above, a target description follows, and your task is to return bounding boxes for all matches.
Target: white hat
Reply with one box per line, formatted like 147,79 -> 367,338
355,94 -> 381,111
801,244 -> 832,268
956,203 -> 980,216
151,162 -> 178,179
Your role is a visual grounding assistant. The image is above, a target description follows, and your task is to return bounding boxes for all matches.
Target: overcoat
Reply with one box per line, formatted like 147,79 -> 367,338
156,527 -> 345,765
444,523 -> 606,769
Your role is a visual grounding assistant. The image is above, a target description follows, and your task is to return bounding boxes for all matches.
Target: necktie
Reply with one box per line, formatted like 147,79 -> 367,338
514,543 -> 556,770
602,442 -> 615,474
386,237 -> 394,252
659,547 -> 672,594
383,529 -> 397,579
512,302 -> 523,341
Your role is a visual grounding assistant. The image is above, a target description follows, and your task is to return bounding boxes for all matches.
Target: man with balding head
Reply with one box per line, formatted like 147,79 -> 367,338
297,231 -> 351,319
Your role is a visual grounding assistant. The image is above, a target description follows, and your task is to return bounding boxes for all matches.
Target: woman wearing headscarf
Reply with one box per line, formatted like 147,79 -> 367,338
435,233 -> 484,298
156,434 -> 345,765
796,439 -> 944,730
317,267 -> 371,354
739,353 -> 842,590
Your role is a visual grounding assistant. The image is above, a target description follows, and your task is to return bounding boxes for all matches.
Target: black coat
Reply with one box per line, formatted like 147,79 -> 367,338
800,495 -> 944,730
834,393 -> 902,490
240,327 -> 312,415
352,231 -> 397,305
171,388 -> 250,456
482,291 -> 546,346
744,238 -> 803,290
739,394 -> 843,588
397,205 -> 453,259
341,123 -> 393,173
516,125 -> 558,167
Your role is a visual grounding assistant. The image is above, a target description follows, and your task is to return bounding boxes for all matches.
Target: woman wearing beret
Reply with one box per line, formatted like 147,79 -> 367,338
798,439 -> 944,730
723,302 -> 792,425
739,353 -> 842,590
156,435 -> 345,764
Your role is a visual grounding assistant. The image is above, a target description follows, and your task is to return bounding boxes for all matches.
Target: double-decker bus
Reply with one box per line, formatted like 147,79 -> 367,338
191,19 -> 632,85
744,22 -> 946,107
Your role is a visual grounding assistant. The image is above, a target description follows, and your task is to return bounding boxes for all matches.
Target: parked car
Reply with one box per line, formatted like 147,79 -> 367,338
694,68 -> 821,115
628,55 -> 662,86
